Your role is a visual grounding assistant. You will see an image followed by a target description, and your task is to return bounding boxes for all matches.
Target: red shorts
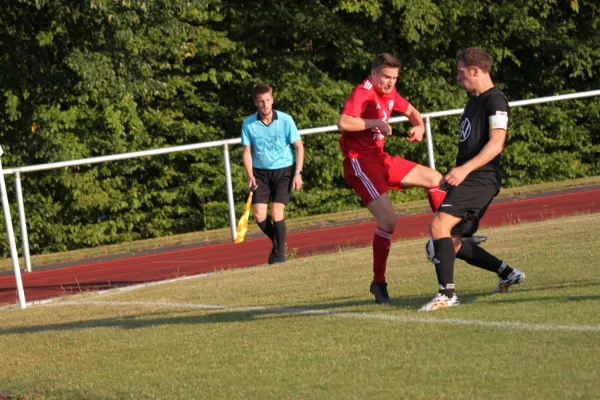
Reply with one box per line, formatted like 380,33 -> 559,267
343,154 -> 418,206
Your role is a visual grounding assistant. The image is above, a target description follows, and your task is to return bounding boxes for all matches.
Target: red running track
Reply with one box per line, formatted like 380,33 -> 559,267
1,187 -> 598,305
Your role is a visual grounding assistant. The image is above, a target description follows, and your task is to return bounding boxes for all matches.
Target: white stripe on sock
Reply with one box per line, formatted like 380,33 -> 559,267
375,228 -> 393,240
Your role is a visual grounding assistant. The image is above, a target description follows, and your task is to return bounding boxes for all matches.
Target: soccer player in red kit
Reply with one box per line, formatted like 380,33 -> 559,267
337,53 -> 446,304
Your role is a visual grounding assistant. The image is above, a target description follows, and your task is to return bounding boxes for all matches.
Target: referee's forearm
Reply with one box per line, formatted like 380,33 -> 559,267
242,148 -> 253,178
295,144 -> 304,171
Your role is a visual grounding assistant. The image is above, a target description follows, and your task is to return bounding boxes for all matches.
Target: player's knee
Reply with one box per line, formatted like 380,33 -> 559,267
429,215 -> 448,239
425,169 -> 443,187
380,216 -> 396,232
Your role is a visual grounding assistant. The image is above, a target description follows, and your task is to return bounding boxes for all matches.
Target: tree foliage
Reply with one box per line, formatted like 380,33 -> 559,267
0,0 -> 598,255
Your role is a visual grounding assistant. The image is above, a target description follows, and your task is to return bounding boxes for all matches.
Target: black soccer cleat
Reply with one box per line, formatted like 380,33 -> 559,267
268,254 -> 287,265
267,240 -> 278,264
463,235 -> 488,245
370,281 -> 390,304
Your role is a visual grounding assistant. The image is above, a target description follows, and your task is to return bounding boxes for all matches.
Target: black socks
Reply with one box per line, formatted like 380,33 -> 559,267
273,220 -> 287,256
433,238 -> 456,298
257,219 -> 287,258
257,219 -> 275,242
457,240 -> 514,279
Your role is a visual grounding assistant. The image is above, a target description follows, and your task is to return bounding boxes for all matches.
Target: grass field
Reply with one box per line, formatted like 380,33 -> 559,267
1,213 -> 599,399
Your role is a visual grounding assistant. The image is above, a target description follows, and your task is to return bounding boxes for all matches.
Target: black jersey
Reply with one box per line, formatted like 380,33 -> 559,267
457,87 -> 509,186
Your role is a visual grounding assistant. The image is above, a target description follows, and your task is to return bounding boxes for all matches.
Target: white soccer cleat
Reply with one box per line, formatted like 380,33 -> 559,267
419,292 -> 460,311
494,268 -> 525,293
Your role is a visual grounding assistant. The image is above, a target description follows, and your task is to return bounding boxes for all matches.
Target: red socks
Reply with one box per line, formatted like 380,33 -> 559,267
373,227 -> 393,283
427,186 -> 446,212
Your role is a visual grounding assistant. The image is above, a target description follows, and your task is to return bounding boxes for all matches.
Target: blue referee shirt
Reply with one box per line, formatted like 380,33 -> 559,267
241,110 -> 301,170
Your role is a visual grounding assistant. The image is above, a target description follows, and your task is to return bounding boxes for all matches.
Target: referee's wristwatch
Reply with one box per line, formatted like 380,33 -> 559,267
295,170 -> 302,175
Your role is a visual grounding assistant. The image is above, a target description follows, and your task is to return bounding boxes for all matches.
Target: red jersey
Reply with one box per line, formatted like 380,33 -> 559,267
339,78 -> 410,158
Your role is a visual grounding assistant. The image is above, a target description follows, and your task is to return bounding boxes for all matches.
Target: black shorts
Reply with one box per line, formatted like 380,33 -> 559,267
252,165 -> 294,205
439,180 -> 499,237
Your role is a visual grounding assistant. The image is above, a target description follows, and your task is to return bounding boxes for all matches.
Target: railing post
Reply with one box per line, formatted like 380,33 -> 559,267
15,171 -> 32,272
0,146 -> 26,308
424,116 -> 436,170
223,144 -> 237,242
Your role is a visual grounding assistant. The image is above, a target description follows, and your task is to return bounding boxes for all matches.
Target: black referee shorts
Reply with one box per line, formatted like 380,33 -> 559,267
439,180 -> 499,237
252,165 -> 294,205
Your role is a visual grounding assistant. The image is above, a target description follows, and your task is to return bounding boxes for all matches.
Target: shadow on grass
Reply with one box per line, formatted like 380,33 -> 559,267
2,279 -> 599,335
0,297 -> 376,335
391,279 -> 600,310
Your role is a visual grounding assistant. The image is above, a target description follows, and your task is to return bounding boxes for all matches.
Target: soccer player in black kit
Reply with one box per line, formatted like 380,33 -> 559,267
420,47 -> 525,311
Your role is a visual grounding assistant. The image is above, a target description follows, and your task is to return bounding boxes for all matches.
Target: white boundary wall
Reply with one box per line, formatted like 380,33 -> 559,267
2,89 -> 600,308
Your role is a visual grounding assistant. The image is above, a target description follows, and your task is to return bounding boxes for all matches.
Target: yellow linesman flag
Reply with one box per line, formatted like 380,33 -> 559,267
235,191 -> 253,244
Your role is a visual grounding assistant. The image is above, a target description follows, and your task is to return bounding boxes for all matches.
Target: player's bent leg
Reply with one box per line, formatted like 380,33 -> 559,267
366,194 -> 395,303
426,235 -> 488,264
398,164 -> 445,212
398,164 -> 442,189
456,240 -> 525,292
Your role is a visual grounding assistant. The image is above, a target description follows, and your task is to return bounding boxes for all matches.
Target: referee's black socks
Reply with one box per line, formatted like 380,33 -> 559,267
257,218 -> 276,243
457,240 -> 514,279
433,238 -> 456,298
273,220 -> 287,257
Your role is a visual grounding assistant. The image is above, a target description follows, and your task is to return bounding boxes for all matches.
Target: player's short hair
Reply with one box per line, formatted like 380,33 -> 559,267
253,83 -> 273,99
457,47 -> 492,73
371,53 -> 401,71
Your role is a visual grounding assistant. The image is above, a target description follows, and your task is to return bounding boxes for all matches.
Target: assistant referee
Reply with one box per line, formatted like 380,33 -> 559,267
241,83 -> 304,264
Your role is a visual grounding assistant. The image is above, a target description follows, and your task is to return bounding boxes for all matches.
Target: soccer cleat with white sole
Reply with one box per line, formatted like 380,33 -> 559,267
419,293 -> 460,311
494,268 -> 525,293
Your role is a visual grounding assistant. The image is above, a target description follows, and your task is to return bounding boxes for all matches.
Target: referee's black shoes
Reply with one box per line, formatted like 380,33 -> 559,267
268,254 -> 286,264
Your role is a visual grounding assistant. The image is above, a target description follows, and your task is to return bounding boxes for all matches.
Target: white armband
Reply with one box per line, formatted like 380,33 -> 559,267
489,111 -> 508,130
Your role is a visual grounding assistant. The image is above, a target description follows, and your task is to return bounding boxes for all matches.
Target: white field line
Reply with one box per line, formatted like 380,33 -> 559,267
48,299 -> 600,333
0,272 -> 216,310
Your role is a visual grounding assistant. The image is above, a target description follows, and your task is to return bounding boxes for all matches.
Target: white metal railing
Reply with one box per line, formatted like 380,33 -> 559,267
2,89 -> 599,308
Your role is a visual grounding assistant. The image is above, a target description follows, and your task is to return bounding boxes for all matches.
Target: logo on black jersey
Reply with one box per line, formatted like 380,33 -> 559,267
459,118 -> 471,142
